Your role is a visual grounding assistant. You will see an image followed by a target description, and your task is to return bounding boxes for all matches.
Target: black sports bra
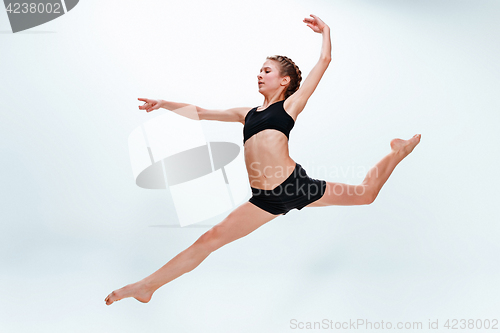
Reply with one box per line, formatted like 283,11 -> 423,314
243,100 -> 295,145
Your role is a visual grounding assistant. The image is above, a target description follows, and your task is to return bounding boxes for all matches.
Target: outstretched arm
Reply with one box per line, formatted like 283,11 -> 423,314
138,98 -> 200,120
138,98 -> 249,124
286,14 -> 331,117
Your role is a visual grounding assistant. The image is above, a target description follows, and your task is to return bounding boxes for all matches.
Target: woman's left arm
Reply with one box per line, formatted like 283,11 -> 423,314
286,15 -> 331,116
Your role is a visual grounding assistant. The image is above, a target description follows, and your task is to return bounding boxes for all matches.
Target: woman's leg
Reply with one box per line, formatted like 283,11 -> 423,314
306,134 -> 421,207
105,201 -> 280,305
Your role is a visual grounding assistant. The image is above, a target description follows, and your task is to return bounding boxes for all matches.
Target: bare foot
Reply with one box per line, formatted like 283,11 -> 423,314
390,134 -> 421,158
105,281 -> 154,305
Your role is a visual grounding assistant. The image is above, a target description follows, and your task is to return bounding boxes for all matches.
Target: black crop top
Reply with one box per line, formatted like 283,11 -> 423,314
243,100 -> 295,144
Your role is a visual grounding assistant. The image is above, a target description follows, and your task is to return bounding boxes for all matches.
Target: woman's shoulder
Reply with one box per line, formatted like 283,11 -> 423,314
244,106 -> 257,119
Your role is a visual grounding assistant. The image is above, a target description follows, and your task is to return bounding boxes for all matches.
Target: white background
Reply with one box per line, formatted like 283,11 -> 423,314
1,0 -> 499,332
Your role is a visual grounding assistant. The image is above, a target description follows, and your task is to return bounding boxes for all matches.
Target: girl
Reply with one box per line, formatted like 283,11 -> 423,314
105,14 -> 420,305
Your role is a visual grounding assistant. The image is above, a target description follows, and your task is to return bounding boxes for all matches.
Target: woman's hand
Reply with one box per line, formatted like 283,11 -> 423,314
138,98 -> 162,112
303,14 -> 329,33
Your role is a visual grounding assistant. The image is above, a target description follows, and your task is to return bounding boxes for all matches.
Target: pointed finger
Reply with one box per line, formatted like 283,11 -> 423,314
310,14 -> 321,21
311,14 -> 324,23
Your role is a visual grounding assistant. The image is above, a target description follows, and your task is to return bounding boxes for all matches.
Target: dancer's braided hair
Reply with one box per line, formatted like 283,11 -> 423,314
266,55 -> 302,99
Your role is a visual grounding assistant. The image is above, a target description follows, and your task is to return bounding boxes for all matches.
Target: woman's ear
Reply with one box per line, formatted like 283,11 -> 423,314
281,76 -> 291,87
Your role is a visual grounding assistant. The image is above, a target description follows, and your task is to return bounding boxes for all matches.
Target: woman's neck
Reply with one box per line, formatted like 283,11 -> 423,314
261,94 -> 285,109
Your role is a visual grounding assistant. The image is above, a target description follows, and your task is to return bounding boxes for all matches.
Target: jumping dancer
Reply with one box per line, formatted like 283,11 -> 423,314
105,14 -> 420,305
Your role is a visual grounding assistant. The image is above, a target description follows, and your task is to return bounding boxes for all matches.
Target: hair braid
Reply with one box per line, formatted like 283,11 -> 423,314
266,55 -> 302,99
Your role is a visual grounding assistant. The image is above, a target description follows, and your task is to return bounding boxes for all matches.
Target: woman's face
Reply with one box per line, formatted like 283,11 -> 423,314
257,60 -> 288,94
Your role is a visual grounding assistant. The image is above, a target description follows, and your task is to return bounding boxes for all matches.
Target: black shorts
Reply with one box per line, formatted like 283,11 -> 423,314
249,162 -> 327,215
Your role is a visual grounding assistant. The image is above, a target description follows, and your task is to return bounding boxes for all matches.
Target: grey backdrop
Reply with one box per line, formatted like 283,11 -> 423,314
1,0 -> 499,332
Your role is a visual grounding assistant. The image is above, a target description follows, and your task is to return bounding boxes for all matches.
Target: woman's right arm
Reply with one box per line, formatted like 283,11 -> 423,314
138,98 -> 250,124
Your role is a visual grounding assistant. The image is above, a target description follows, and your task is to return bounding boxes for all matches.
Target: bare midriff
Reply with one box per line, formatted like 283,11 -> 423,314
244,129 -> 296,190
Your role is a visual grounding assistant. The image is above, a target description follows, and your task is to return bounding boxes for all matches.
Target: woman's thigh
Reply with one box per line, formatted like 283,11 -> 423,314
201,201 -> 281,251
304,181 -> 372,207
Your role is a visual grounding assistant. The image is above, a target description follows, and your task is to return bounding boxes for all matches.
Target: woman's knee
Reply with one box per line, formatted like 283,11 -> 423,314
361,186 -> 378,205
195,226 -> 226,253
342,184 -> 376,205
